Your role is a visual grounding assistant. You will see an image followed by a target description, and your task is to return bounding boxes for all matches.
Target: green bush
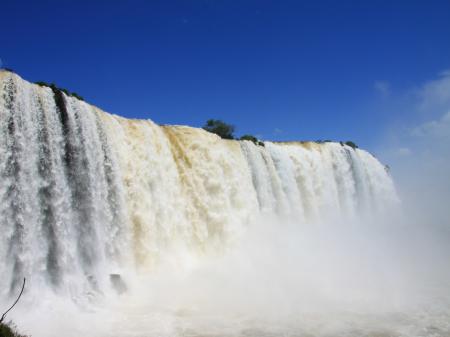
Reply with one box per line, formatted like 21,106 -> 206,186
203,119 -> 235,139
0,322 -> 28,337
344,141 -> 358,149
34,81 -> 49,87
34,81 -> 84,101
239,134 -> 264,146
239,134 -> 258,142
71,92 -> 84,101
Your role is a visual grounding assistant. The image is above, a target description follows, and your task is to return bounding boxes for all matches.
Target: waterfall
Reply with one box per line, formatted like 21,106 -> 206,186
0,71 -> 398,301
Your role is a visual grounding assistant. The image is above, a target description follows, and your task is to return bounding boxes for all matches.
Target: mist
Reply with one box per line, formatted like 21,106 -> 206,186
12,212 -> 450,337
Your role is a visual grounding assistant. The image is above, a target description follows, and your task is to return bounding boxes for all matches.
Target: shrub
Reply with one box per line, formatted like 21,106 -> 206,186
345,141 -> 358,149
60,88 -> 70,96
239,134 -> 258,142
203,119 -> 235,139
71,92 -> 84,101
239,134 -> 264,146
0,322 -> 28,337
34,81 -> 49,87
34,82 -> 84,101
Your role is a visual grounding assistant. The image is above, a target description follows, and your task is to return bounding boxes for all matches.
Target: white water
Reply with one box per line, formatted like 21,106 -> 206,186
1,72 -> 448,337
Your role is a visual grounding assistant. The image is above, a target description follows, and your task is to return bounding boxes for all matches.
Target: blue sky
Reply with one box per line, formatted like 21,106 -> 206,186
1,0 -> 450,150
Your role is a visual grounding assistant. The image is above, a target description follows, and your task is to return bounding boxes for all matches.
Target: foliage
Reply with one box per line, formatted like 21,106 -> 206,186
34,81 -> 48,87
240,134 -> 258,142
0,322 -> 28,337
71,92 -> 84,100
239,134 -> 264,146
34,81 -> 84,101
203,119 -> 235,139
309,139 -> 361,150
344,141 -> 358,149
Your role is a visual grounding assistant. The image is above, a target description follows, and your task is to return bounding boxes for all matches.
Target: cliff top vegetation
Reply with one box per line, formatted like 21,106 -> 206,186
203,119 -> 358,149
34,81 -> 84,101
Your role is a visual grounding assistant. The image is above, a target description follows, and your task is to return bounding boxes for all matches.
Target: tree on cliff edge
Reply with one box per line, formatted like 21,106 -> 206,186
202,119 -> 235,139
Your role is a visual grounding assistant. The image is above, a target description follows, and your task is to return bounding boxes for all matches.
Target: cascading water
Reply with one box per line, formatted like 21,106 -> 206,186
0,71 -> 397,295
4,71 -> 448,337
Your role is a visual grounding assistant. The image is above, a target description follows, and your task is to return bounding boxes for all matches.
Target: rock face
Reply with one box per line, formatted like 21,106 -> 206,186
109,274 -> 127,294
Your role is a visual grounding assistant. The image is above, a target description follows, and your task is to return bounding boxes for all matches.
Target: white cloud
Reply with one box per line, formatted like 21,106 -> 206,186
407,71 -> 450,144
418,70 -> 450,114
383,70 -> 450,147
411,111 -> 450,139
378,70 -> 450,227
374,80 -> 391,98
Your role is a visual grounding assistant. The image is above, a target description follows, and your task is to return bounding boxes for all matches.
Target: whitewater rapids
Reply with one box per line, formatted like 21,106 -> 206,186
1,71 -> 449,337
